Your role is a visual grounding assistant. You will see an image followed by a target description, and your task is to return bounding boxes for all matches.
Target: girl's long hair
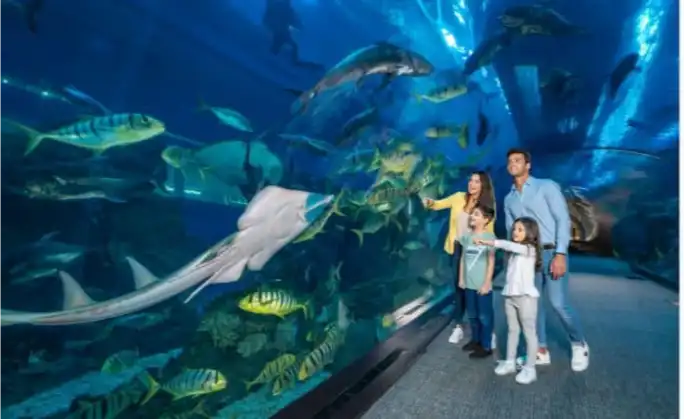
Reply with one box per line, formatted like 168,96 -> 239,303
465,171 -> 496,212
514,217 -> 542,271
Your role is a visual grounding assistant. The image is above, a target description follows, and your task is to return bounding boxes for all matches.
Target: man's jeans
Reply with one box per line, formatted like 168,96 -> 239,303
536,249 -> 586,347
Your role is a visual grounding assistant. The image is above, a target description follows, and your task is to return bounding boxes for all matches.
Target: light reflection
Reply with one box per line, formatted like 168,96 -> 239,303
587,0 -> 666,188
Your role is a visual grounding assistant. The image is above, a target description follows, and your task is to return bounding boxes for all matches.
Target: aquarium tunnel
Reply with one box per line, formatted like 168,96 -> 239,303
0,0 -> 679,418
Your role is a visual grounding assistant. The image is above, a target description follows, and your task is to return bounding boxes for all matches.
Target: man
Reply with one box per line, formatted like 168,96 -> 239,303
503,148 -> 589,372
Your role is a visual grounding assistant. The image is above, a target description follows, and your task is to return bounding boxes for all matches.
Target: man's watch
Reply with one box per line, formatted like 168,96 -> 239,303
555,252 -> 566,256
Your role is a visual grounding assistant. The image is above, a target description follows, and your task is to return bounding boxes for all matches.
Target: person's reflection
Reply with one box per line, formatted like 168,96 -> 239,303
262,0 -> 323,70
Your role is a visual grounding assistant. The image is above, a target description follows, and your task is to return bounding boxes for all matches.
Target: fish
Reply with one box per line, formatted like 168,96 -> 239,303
142,368 -> 227,404
1,187 -> 334,326
403,241 -> 424,250
245,353 -> 297,391
61,84 -> 112,114
608,53 -> 640,99
350,212 -> 389,246
280,133 -> 335,155
3,113 -> 165,156
298,338 -> 338,381
293,190 -> 345,243
289,42 -> 433,113
198,98 -> 253,132
414,83 -> 470,103
6,232 -> 85,284
64,387 -> 144,419
336,107 -> 379,146
161,146 -> 213,181
463,31 -> 514,77
101,349 -> 140,374
238,289 -> 310,319
3,0 -> 43,34
425,124 -> 469,148
272,365 -> 298,395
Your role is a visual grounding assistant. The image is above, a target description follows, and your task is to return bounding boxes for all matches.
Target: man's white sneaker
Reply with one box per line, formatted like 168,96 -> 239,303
571,343 -> 590,372
448,326 -> 464,344
515,366 -> 537,384
516,351 -> 551,369
491,333 -> 497,350
494,360 -> 516,376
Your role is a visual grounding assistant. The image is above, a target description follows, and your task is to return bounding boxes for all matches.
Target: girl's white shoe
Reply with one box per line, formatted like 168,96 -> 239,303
494,360 -> 516,376
515,366 -> 537,384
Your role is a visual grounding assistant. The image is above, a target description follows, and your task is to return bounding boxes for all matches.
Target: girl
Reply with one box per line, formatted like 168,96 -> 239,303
458,203 -> 496,359
475,216 -> 541,384
422,171 -> 496,345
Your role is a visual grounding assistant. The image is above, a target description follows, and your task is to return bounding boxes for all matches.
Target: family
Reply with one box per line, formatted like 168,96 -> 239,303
422,148 -> 590,385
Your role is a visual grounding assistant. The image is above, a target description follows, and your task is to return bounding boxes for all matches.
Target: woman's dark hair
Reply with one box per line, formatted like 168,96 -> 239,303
465,171 -> 496,211
514,216 -> 542,271
473,202 -> 496,224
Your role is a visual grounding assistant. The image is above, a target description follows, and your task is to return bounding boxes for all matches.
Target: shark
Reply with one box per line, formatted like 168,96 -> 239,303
1,186 -> 334,327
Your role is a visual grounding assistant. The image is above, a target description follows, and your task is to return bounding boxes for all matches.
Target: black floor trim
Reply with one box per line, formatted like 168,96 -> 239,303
271,294 -> 453,419
630,263 -> 678,292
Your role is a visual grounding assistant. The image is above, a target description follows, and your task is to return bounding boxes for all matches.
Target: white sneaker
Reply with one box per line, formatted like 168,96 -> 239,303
516,351 -> 551,368
494,360 -> 516,376
491,333 -> 497,350
515,366 -> 537,384
571,343 -> 590,372
448,326 -> 464,344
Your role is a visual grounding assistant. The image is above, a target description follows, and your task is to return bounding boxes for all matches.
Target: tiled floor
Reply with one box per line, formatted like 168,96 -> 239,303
363,269 -> 679,419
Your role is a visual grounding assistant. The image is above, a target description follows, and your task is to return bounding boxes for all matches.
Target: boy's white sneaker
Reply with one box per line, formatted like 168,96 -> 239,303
448,325 -> 464,344
494,360 -> 516,376
571,343 -> 590,372
515,366 -> 537,384
516,351 -> 551,369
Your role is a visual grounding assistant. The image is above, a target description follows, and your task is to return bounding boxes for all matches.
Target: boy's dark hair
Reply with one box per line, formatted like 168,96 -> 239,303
514,216 -> 542,271
473,202 -> 496,224
507,148 -> 532,164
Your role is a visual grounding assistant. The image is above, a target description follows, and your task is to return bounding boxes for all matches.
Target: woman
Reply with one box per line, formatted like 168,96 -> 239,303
422,171 -> 496,345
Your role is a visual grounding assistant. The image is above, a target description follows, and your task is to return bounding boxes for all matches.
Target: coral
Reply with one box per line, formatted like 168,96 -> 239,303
272,319 -> 298,352
198,311 -> 241,349
237,333 -> 268,358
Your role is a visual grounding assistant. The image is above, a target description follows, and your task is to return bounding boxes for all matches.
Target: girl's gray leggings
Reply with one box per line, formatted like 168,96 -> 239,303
504,295 -> 539,368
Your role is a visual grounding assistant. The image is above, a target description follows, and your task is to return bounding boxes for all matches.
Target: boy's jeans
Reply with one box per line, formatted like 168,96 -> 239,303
465,288 -> 494,350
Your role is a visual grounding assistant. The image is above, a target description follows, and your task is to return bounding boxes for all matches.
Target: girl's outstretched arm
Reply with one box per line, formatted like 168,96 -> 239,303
493,240 -> 535,256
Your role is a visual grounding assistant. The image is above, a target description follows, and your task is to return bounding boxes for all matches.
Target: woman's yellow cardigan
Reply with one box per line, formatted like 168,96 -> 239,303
425,192 -> 495,255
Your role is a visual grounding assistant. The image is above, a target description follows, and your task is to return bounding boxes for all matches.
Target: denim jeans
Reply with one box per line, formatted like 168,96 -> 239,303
452,242 -> 466,323
464,289 -> 494,350
536,249 -> 586,347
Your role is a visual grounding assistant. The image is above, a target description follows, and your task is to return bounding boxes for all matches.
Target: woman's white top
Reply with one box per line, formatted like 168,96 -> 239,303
494,240 -> 540,298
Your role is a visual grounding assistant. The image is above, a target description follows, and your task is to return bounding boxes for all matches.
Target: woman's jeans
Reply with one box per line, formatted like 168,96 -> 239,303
452,242 -> 466,323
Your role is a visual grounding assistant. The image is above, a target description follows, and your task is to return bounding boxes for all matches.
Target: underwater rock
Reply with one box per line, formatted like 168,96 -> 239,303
272,319 -> 298,353
197,311 -> 242,349
1,348 -> 182,419
237,333 -> 268,358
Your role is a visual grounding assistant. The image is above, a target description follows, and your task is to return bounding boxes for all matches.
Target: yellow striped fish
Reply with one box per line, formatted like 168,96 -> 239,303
65,387 -> 144,419
298,339 -> 338,381
142,368 -> 226,404
272,365 -> 299,396
414,83 -> 469,103
101,349 -> 139,374
238,289 -> 310,319
245,353 -> 297,391
4,113 -> 165,156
